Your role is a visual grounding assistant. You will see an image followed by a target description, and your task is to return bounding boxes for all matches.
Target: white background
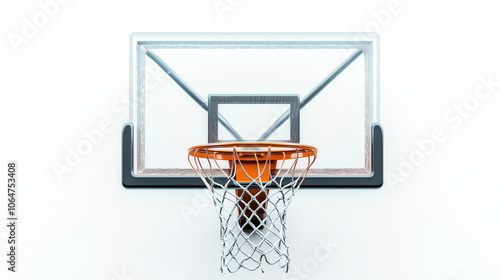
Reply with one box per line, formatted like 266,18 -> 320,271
1,0 -> 499,279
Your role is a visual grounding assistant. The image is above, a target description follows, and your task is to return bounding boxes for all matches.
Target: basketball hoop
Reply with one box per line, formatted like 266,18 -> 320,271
188,142 -> 317,273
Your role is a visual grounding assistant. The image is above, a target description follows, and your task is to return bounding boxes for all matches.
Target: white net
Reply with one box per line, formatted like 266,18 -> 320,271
188,145 -> 317,273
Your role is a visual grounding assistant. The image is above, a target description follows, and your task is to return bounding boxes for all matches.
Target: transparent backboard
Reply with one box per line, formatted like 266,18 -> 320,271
129,33 -> 379,178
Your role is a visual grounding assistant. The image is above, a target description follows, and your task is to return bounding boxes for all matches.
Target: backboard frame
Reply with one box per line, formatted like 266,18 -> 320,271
122,32 -> 383,188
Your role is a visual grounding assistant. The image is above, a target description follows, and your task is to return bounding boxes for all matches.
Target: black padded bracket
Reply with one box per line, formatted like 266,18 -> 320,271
122,123 -> 383,188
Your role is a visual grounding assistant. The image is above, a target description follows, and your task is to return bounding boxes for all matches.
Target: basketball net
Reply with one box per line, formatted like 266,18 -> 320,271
188,145 -> 317,273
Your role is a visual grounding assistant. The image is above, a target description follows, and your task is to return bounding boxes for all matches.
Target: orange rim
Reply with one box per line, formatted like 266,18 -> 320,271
188,141 -> 318,161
